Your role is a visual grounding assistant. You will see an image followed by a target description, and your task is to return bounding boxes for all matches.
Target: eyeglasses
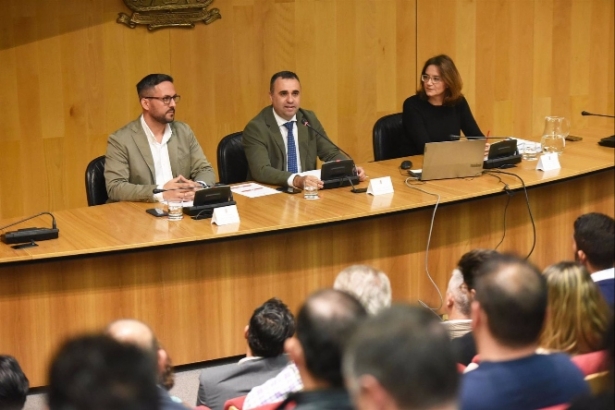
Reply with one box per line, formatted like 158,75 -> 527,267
421,74 -> 442,84
143,95 -> 181,105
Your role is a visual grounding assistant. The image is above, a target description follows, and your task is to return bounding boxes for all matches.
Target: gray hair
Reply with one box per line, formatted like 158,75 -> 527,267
447,269 -> 471,317
333,265 -> 392,315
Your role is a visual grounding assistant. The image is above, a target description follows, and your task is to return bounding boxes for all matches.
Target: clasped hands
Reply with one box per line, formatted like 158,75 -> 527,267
162,175 -> 201,201
292,166 -> 367,189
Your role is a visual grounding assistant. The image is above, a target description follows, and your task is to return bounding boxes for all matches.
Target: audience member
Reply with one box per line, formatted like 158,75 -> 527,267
105,73 -> 216,202
106,319 -> 186,410
540,261 -> 610,355
343,304 -> 459,410
243,266 -> 389,409
573,212 -> 615,306
274,289 -> 367,409
443,268 -> 472,339
0,355 -> 28,410
569,318 -> 615,410
196,298 -> 295,410
450,249 -> 499,364
242,71 -> 365,189
460,254 -> 590,410
47,334 -> 160,410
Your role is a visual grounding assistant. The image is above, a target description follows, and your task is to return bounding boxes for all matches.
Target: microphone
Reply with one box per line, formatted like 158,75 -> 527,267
299,112 -> 354,162
581,111 -> 615,118
0,212 -> 59,244
153,184 -> 208,194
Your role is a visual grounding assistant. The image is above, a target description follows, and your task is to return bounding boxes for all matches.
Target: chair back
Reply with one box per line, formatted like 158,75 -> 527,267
372,113 -> 416,161
217,132 -> 248,184
85,155 -> 108,206
571,350 -> 608,376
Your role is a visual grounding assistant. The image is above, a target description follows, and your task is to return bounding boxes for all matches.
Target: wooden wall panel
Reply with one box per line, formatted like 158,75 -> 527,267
417,0 -> 614,139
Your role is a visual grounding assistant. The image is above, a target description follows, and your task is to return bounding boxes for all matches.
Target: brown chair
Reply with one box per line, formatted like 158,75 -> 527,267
85,155 -> 108,206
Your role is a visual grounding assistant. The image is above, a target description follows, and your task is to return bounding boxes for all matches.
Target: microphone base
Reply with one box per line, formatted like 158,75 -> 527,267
1,227 -> 59,244
322,176 -> 360,190
483,154 -> 522,169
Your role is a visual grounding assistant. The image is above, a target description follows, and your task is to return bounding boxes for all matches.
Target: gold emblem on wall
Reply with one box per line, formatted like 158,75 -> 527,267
118,0 -> 221,30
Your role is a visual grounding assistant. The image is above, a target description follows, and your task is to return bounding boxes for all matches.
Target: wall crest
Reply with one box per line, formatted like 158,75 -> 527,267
118,0 -> 221,30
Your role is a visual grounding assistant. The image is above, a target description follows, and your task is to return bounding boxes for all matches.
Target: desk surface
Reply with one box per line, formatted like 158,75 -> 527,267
1,128 -> 613,264
0,128 -> 613,387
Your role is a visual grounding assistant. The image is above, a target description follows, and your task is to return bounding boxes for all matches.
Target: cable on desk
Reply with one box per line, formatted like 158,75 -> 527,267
404,177 -> 443,314
484,170 -> 537,260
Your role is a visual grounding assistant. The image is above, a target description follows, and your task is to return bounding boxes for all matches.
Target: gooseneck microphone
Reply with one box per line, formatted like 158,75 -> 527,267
581,111 -> 615,119
299,111 -> 354,162
0,211 -> 59,244
450,135 -> 512,141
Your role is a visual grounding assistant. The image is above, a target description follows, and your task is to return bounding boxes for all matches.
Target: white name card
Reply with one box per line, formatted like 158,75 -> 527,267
536,153 -> 561,171
367,176 -> 394,196
211,205 -> 240,226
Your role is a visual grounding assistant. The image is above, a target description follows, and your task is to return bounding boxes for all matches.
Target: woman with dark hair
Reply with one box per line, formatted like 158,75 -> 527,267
403,54 -> 484,154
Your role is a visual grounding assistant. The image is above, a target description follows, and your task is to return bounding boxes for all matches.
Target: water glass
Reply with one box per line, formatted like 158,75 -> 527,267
303,179 -> 319,200
167,200 -> 184,220
521,143 -> 541,161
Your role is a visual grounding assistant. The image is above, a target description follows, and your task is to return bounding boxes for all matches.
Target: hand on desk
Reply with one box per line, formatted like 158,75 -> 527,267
162,175 -> 200,201
356,166 -> 367,182
293,175 -> 324,190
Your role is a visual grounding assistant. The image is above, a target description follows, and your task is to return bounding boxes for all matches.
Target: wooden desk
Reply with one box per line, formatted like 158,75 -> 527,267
1,129 -> 613,387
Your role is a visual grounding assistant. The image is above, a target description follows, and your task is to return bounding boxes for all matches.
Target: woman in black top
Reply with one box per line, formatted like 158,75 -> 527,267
403,54 -> 484,155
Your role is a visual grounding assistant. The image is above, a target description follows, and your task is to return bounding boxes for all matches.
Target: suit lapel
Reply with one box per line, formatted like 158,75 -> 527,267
167,123 -> 179,177
132,119 -> 156,180
263,107 -> 286,159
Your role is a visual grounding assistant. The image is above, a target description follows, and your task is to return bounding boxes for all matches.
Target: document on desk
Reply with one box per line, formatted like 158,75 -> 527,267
231,183 -> 281,198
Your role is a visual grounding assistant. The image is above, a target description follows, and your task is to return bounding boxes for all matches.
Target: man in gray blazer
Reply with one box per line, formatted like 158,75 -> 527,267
196,298 -> 295,410
105,73 -> 216,202
243,71 -> 365,189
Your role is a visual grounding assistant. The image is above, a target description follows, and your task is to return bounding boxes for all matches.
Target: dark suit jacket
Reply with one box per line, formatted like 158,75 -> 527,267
105,118 -> 216,202
242,107 -> 347,186
196,355 -> 289,410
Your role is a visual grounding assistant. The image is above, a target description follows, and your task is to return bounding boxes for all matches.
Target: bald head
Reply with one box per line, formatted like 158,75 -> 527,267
106,319 -> 158,354
474,254 -> 547,348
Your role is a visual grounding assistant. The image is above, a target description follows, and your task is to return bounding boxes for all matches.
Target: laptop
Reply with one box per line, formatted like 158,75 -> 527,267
410,140 -> 485,181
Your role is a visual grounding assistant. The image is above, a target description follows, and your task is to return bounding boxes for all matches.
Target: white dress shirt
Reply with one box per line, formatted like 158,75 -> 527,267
140,115 -> 173,201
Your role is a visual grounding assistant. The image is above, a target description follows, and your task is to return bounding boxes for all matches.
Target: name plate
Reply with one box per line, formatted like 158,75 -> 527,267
367,177 -> 394,196
536,153 -> 561,171
211,205 -> 240,226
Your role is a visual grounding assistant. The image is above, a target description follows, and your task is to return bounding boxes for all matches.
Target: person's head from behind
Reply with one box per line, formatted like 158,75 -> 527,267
457,249 -> 500,295
0,355 -> 28,410
136,73 -> 178,125
573,213 -> 615,272
344,305 -> 459,410
47,334 -> 159,410
246,297 -> 295,357
472,254 -> 547,350
285,289 -> 367,389
540,261 -> 610,355
417,54 -> 463,106
333,265 -> 392,315
269,71 -> 301,121
445,268 -> 471,320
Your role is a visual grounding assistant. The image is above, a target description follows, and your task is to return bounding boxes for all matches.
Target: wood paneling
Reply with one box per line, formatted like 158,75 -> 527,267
0,0 -> 417,219
417,0 -> 614,139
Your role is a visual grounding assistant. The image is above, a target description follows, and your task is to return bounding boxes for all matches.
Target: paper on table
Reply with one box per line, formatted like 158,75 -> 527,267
231,183 -> 281,198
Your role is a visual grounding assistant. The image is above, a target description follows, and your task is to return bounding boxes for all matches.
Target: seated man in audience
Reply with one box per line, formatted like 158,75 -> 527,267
242,71 -> 365,189
106,319 -> 186,410
243,265 -> 389,409
442,268 -> 472,339
343,304 -> 459,410
274,289 -> 367,409
105,73 -> 216,202
460,254 -> 590,410
47,334 -> 160,410
196,298 -> 295,410
0,355 -> 29,410
449,249 -> 499,364
573,212 -> 615,307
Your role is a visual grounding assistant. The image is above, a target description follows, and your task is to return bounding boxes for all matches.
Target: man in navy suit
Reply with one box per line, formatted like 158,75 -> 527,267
196,298 -> 295,410
573,213 -> 615,307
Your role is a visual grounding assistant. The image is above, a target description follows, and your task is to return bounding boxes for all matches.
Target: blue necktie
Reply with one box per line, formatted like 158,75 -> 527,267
284,122 -> 298,173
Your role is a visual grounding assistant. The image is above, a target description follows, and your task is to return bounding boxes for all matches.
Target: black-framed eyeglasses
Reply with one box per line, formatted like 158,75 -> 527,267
143,95 -> 181,105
